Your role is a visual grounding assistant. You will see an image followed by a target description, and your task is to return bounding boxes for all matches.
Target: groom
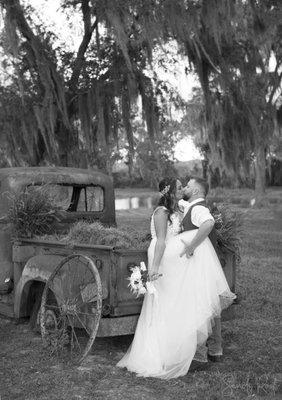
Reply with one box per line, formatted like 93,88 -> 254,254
179,176 -> 223,368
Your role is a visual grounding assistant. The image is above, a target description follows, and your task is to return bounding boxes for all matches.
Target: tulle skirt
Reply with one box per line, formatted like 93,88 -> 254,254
117,230 -> 236,379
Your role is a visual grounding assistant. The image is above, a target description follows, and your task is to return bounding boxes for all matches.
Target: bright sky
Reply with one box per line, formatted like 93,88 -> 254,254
26,0 -> 201,161
175,137 -> 202,161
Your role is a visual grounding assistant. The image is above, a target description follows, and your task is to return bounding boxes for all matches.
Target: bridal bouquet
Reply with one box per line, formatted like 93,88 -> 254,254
128,262 -> 161,297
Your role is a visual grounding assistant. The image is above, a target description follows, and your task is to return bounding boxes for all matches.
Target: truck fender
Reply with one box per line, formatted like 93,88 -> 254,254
14,255 -> 64,318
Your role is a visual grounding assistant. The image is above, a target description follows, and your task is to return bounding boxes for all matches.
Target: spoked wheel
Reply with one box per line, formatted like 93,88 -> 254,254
40,254 -> 102,364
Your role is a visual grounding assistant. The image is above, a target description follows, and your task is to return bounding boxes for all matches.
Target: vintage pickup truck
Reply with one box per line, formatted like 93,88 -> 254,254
0,167 -> 236,362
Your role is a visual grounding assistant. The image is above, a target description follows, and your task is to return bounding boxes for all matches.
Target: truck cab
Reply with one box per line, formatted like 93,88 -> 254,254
0,167 -> 115,316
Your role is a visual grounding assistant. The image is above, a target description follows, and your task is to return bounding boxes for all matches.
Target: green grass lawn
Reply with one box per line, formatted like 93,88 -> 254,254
0,191 -> 282,400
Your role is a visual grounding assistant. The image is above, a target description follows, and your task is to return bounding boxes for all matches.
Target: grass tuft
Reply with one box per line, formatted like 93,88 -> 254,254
62,221 -> 150,249
7,184 -> 62,238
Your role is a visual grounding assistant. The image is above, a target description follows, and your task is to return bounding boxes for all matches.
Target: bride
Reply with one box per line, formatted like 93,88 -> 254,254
117,177 -> 235,379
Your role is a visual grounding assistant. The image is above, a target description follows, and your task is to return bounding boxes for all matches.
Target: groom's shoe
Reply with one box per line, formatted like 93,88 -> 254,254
189,360 -> 209,372
207,354 -> 222,363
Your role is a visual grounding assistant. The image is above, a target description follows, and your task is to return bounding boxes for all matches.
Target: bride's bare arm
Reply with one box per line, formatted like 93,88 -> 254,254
151,208 -> 168,275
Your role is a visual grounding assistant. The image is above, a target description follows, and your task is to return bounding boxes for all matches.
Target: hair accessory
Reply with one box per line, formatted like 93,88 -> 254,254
160,185 -> 170,196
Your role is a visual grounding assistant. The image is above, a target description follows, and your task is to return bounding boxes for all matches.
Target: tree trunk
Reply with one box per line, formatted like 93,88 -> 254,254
125,155 -> 134,182
1,0 -> 97,168
266,153 -> 272,186
254,142 -> 266,197
202,159 -> 208,180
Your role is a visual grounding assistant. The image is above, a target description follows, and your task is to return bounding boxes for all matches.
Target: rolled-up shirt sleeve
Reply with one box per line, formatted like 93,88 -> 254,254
191,205 -> 214,227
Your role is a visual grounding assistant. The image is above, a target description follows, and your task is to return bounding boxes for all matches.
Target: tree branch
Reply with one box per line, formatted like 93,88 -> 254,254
1,0 -> 43,52
68,0 -> 97,93
0,0 -> 71,160
268,64 -> 282,106
0,0 -> 67,108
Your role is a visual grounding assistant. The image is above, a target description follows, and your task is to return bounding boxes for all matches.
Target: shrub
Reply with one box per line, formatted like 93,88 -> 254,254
211,203 -> 244,257
7,185 -> 62,238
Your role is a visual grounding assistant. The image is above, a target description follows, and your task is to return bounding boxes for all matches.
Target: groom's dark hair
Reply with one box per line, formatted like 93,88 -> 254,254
190,176 -> 209,196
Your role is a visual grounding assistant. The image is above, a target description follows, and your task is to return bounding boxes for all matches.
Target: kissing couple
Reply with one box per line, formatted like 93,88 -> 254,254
117,176 -> 236,379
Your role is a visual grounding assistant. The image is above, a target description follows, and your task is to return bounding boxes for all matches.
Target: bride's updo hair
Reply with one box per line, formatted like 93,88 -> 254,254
157,177 -> 177,223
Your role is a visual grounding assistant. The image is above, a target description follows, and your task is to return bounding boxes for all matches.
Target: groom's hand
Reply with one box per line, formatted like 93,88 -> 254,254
180,239 -> 195,258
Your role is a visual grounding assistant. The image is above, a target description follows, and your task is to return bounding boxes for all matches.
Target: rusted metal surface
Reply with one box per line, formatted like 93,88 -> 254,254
12,243 -> 37,263
0,167 -> 112,215
111,249 -> 146,317
21,255 -> 65,281
15,238 -> 115,252
97,315 -> 139,337
0,166 -> 115,298
0,166 -> 111,187
14,255 -> 64,318
0,167 -> 116,227
14,249 -> 110,318
0,229 -> 13,294
12,237 -> 237,320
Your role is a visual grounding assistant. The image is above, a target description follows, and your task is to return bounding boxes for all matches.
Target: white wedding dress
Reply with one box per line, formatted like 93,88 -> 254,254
117,206 -> 236,379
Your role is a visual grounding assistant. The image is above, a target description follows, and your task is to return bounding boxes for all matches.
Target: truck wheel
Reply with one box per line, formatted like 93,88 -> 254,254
40,254 -> 102,364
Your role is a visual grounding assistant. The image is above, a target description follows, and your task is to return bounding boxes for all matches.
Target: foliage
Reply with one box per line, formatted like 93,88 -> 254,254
198,1 -> 282,193
212,204 -> 244,257
113,117 -> 180,188
135,139 -> 177,188
7,185 -> 62,238
42,327 -> 70,357
62,221 -> 150,249
175,160 -> 203,183
0,0 -> 281,192
0,0 -> 183,175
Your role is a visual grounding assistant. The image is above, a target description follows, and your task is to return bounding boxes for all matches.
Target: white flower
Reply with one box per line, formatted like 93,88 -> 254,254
136,281 -> 144,290
128,264 -> 148,297
131,269 -> 141,280
140,261 -> 147,271
129,275 -> 139,288
139,286 -> 147,295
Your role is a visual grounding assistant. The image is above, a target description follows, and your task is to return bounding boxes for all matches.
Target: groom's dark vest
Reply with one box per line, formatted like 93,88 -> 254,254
182,200 -> 218,250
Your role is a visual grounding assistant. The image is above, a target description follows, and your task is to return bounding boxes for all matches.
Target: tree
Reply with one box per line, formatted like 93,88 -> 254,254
1,0 -> 281,195
0,0 -> 164,174
184,0 -> 282,195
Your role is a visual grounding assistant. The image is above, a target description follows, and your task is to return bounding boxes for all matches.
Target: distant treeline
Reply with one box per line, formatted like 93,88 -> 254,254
113,158 -> 282,188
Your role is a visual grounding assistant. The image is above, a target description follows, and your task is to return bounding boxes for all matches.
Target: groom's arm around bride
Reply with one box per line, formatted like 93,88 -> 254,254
180,217 -> 215,258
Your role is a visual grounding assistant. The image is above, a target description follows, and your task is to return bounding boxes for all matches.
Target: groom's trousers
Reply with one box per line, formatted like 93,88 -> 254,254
193,317 -> 222,362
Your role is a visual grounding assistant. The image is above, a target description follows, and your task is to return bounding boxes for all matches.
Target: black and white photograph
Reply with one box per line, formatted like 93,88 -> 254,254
0,1 -> 281,399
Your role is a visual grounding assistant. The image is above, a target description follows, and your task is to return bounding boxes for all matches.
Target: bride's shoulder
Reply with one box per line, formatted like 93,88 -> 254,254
152,206 -> 169,217
153,206 -> 168,214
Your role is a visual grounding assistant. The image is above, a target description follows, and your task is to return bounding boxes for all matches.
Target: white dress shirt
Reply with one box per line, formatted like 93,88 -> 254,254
179,198 -> 214,228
